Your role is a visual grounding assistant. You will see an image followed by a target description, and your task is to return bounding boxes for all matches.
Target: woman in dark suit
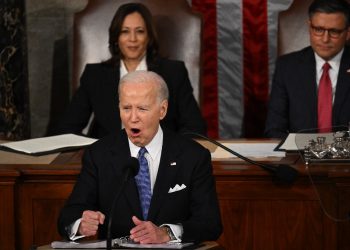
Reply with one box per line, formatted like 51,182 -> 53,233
54,3 -> 206,138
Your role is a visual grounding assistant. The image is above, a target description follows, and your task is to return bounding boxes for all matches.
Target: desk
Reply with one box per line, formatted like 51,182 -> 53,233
37,241 -> 223,250
0,147 -> 350,250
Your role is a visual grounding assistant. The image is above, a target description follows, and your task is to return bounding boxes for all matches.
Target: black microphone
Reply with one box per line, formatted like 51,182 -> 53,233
106,157 -> 139,250
185,132 -> 298,185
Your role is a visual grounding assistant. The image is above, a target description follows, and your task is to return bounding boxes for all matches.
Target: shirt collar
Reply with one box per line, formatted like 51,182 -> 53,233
128,126 -> 163,160
120,56 -> 148,78
314,48 -> 343,73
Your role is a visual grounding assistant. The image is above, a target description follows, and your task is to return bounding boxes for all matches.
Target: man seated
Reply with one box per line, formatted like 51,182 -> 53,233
57,71 -> 222,244
265,0 -> 350,138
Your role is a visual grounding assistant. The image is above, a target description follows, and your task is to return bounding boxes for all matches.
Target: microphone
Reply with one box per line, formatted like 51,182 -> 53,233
106,157 -> 139,250
186,132 -> 298,185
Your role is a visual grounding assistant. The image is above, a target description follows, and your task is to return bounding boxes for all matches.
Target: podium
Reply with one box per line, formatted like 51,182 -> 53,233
1,140 -> 350,250
37,241 -> 223,250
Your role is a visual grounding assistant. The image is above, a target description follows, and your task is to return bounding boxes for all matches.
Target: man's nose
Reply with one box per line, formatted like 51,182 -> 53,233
130,109 -> 139,121
321,30 -> 331,42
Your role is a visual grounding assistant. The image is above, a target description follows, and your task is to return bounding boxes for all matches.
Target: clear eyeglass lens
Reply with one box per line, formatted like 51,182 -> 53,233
311,26 -> 345,38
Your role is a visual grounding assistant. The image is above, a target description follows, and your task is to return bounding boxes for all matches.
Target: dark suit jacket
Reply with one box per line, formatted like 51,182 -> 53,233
265,46 -> 350,138
54,58 -> 206,138
57,128 -> 222,243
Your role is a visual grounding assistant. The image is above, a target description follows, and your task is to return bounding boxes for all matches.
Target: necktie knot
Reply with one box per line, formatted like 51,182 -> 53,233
323,62 -> 330,72
138,147 -> 147,159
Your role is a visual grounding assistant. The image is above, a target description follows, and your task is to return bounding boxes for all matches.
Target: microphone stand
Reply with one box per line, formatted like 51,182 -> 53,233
106,158 -> 139,250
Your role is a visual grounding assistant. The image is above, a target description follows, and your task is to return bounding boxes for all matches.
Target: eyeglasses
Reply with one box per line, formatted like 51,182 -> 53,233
310,24 -> 347,38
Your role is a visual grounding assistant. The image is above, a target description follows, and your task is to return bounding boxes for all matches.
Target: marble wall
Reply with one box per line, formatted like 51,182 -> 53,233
0,0 -> 30,139
0,0 -> 89,139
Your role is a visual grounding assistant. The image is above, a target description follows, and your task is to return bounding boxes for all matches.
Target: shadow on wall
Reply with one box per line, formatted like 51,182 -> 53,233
46,36 -> 70,136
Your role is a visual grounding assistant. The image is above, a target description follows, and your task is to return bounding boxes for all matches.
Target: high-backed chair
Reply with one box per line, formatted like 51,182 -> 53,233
278,0 -> 313,56
72,0 -> 202,102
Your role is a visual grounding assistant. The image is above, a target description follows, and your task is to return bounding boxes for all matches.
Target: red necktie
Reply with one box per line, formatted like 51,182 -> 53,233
317,62 -> 332,133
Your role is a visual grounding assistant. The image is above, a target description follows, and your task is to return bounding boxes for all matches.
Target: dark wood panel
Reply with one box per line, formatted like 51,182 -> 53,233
337,184 -> 350,250
215,179 -> 337,250
17,183 -> 75,250
33,199 -> 68,247
0,170 -> 18,250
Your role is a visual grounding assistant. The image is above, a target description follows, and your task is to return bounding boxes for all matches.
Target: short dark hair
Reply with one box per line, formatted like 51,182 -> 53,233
308,0 -> 350,27
107,3 -> 159,65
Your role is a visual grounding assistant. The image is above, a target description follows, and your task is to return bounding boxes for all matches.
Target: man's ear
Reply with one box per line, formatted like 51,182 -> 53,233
159,100 -> 168,120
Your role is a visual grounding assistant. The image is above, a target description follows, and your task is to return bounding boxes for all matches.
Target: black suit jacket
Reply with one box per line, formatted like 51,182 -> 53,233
57,128 -> 222,243
265,46 -> 350,138
54,58 -> 206,138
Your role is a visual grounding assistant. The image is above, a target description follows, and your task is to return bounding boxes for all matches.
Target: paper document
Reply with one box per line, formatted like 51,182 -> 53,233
212,142 -> 285,159
51,239 -> 193,249
51,240 -> 104,248
0,134 -> 97,156
276,133 -> 334,151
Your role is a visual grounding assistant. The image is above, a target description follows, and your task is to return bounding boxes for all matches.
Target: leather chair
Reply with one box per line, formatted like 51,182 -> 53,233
277,0 -> 313,56
72,0 -> 202,102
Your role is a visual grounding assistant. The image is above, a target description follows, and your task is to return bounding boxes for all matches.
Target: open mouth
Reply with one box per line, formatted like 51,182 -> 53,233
131,128 -> 140,133
131,128 -> 141,135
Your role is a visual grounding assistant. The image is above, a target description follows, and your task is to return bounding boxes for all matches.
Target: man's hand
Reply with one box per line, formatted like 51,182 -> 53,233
129,216 -> 170,244
78,210 -> 105,237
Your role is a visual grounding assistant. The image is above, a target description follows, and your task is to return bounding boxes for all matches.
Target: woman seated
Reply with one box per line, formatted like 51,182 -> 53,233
54,3 -> 206,138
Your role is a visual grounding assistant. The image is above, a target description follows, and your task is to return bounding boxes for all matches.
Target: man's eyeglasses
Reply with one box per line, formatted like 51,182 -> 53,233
310,24 -> 347,38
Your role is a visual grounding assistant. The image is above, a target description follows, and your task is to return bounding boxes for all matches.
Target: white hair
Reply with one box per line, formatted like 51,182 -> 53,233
118,70 -> 169,102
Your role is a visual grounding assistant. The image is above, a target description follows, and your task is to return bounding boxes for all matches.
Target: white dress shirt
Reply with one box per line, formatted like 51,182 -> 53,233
128,126 -> 163,193
120,56 -> 147,78
128,126 -> 182,242
315,49 -> 343,103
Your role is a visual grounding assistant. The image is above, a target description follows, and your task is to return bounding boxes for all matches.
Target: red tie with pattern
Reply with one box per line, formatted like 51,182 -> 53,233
318,62 -> 332,133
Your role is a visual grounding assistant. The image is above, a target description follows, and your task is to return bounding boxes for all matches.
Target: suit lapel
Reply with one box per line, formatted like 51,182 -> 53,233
300,48 -> 318,127
109,131 -> 142,218
147,130 -> 181,221
101,65 -> 122,130
333,47 -> 350,123
148,58 -> 161,74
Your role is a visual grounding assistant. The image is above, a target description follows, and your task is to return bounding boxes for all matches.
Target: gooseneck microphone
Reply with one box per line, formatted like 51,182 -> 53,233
106,157 -> 139,250
186,132 -> 298,185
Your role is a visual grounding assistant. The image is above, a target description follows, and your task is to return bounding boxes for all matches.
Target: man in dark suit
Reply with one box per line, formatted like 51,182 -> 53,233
57,71 -> 222,244
265,0 -> 350,138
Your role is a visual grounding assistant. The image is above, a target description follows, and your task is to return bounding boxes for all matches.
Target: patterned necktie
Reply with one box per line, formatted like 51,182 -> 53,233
318,62 -> 332,133
135,147 -> 152,220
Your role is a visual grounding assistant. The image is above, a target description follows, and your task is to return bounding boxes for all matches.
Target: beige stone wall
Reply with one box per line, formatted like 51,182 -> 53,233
26,0 -> 87,137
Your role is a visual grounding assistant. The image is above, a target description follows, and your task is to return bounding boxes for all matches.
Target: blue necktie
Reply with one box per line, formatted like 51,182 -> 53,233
135,147 -> 152,220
